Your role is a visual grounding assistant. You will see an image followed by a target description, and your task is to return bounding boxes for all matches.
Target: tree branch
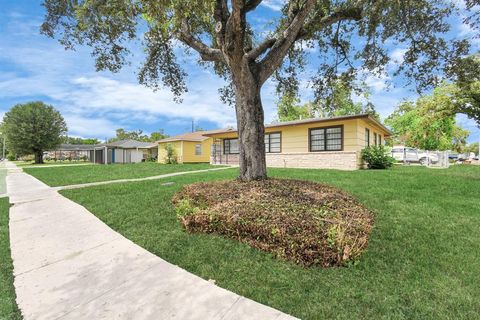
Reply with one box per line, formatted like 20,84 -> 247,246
214,0 -> 230,47
178,20 -> 225,62
259,3 -> 364,83
297,6 -> 363,40
245,0 -> 263,12
258,0 -> 316,83
224,0 -> 247,57
246,38 -> 276,60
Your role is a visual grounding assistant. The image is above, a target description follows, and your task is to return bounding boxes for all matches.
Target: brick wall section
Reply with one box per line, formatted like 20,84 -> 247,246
212,152 -> 360,170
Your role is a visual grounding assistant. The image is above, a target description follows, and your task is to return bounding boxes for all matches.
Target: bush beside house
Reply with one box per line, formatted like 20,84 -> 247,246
361,146 -> 395,169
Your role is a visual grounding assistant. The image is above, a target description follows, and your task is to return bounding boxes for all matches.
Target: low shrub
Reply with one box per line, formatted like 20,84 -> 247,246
361,146 -> 395,169
164,143 -> 178,164
173,179 -> 374,267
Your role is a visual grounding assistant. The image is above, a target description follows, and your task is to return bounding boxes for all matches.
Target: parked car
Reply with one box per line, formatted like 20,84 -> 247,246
417,150 -> 439,165
391,146 -> 418,163
391,146 -> 438,164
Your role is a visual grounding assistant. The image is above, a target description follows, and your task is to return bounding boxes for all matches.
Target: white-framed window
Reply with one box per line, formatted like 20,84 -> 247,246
195,144 -> 202,155
365,128 -> 370,146
265,132 -> 281,153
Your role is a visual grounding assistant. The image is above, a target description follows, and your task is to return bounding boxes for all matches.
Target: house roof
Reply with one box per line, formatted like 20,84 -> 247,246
157,129 -> 229,143
99,139 -> 157,149
204,114 -> 393,136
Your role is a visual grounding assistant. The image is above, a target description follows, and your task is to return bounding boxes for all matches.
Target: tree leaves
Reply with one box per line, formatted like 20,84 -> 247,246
2,102 -> 67,156
41,0 -> 479,106
385,87 -> 471,151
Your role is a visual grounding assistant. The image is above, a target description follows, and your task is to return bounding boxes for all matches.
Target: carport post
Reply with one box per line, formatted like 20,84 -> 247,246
104,146 -> 107,165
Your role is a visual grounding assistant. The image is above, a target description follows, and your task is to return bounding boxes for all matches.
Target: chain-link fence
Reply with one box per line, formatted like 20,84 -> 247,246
419,150 -> 450,168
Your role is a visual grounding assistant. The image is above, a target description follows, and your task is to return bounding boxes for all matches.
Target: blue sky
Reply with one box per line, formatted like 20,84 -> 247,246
0,0 -> 479,143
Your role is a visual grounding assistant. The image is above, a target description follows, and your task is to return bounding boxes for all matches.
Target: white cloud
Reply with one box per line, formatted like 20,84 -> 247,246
0,22 -> 239,138
63,114 -> 118,138
58,76 -> 236,126
390,48 -> 408,64
261,0 -> 285,11
458,22 -> 480,47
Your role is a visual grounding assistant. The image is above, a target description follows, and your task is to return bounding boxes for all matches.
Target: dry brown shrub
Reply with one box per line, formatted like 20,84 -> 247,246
172,179 -> 374,267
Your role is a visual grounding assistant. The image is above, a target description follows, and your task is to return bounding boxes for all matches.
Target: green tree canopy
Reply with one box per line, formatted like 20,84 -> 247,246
463,142 -> 479,154
109,128 -> 167,142
3,102 -> 67,163
277,80 -> 378,121
62,137 -> 100,145
385,90 -> 470,151
149,130 -> 169,142
277,93 -> 314,122
440,55 -> 480,124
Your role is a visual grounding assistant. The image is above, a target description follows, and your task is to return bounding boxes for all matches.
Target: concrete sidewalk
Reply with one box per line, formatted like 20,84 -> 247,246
7,163 -> 297,320
53,166 -> 233,191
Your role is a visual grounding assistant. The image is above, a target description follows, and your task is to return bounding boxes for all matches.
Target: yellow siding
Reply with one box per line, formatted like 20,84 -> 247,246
181,139 -> 212,163
157,141 -> 182,163
268,119 -> 359,152
356,118 -> 387,149
209,119 -> 363,152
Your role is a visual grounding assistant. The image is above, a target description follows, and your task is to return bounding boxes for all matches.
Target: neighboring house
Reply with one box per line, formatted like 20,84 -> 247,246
93,139 -> 158,164
204,114 -> 392,170
45,144 -> 96,161
157,131 -> 215,164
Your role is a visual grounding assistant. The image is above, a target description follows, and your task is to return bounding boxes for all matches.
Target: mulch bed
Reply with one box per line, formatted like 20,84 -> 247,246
172,178 -> 374,267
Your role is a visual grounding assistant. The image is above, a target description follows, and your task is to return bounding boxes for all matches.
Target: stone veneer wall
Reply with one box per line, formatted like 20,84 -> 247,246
266,152 -> 359,170
212,151 -> 361,170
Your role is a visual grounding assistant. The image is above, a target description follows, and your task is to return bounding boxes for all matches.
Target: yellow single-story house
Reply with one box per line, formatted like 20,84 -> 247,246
204,114 -> 392,170
157,131 -> 215,163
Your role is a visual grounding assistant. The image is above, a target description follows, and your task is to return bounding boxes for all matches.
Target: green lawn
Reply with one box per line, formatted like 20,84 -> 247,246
0,197 -> 22,319
60,165 -> 480,319
24,162 -> 217,186
13,160 -> 92,167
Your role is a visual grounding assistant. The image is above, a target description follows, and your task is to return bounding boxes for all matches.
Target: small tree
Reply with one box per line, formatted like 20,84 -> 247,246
164,143 -> 178,164
3,102 -> 67,164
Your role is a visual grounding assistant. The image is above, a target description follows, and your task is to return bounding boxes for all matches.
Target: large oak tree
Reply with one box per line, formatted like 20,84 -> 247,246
41,0 -> 478,180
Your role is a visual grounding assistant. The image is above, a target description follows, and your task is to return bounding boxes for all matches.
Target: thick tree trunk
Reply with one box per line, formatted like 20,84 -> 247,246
233,65 -> 267,181
34,151 -> 44,164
